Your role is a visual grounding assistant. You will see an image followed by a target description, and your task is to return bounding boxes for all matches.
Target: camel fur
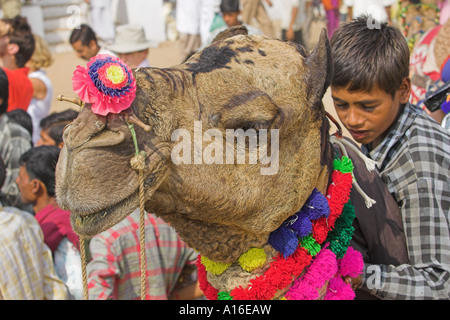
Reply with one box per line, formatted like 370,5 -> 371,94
55,28 -> 367,299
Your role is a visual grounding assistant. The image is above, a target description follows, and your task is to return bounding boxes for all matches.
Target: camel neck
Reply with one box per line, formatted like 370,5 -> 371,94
196,154 -> 361,300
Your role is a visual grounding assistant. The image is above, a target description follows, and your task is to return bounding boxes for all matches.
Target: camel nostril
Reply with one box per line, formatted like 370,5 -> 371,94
62,105 -> 108,150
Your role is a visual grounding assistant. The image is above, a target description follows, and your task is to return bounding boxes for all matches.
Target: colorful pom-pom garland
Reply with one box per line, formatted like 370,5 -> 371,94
196,155 -> 364,300
72,54 -> 136,116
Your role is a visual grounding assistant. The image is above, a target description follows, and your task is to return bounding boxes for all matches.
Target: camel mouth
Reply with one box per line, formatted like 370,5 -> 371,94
70,190 -> 139,237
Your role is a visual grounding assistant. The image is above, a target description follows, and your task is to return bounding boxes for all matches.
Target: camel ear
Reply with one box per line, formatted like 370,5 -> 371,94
305,29 -> 333,99
212,25 -> 249,43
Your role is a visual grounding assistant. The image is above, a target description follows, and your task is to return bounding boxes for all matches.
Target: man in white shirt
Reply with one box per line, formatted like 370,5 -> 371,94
344,0 -> 396,23
107,24 -> 157,68
84,0 -> 115,44
176,0 -> 202,62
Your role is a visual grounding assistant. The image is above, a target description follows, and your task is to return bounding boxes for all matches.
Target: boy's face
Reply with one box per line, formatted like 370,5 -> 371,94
331,79 -> 410,148
222,12 -> 240,27
71,39 -> 98,61
36,129 -> 56,147
16,165 -> 37,204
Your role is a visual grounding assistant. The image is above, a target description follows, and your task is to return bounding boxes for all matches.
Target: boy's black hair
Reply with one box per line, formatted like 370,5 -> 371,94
7,109 -> 32,137
221,0 -> 240,13
40,109 -> 79,146
2,16 -> 35,68
19,146 -> 60,197
69,24 -> 98,46
0,68 -> 9,115
330,15 -> 410,98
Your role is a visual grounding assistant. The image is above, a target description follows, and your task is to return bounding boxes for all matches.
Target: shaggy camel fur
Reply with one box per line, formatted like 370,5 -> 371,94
56,27 -> 333,261
57,28 -> 404,299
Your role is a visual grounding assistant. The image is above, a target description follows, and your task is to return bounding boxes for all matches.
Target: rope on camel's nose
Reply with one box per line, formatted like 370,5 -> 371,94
78,121 -> 148,301
128,122 -> 148,301
80,237 -> 89,300
130,148 -> 147,300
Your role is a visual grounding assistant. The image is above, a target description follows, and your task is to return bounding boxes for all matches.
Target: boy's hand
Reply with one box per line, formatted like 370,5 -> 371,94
265,0 -> 273,7
286,26 -> 295,41
344,274 -> 363,290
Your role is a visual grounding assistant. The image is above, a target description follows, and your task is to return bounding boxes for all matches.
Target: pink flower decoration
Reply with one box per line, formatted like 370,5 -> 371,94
72,54 -> 136,116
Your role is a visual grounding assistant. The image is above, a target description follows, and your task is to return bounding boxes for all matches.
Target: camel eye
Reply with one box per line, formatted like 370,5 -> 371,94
240,121 -> 269,133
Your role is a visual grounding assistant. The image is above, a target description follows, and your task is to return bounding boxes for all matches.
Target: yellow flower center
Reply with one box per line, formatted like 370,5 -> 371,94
106,65 -> 126,84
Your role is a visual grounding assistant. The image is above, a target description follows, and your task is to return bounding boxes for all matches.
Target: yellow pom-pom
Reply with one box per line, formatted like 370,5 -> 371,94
201,256 -> 231,275
238,248 -> 267,272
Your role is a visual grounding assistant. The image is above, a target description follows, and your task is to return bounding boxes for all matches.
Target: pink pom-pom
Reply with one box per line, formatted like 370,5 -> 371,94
338,246 -> 364,278
324,277 -> 355,300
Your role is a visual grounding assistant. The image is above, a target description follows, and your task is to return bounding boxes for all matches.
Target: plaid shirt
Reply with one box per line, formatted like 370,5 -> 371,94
87,210 -> 198,300
0,205 -> 69,299
0,114 -> 32,210
361,103 -> 450,300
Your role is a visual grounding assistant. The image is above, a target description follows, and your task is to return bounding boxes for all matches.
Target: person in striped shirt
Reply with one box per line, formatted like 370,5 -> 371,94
0,155 -> 68,300
86,209 -> 202,300
330,16 -> 450,299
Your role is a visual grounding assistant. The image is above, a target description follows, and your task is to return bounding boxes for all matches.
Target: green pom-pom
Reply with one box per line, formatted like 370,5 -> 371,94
218,292 -> 233,300
326,201 -> 356,258
300,235 -> 321,256
333,156 -> 354,173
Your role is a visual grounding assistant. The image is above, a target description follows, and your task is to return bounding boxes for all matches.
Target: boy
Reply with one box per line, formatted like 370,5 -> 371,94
36,109 -> 78,148
330,16 -> 450,299
204,0 -> 263,47
16,146 -> 82,299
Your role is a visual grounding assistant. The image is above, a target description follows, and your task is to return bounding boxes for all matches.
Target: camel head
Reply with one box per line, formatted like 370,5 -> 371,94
56,29 -> 333,263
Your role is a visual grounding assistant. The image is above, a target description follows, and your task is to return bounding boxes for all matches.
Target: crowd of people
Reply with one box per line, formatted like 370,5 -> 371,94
0,0 -> 449,300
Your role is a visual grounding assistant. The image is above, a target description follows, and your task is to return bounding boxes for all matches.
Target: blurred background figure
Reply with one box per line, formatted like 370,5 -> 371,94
241,0 -> 275,37
0,0 -> 21,19
205,0 -> 263,46
321,0 -> 341,37
176,0 -> 203,62
107,24 -> 155,68
0,16 -> 34,112
0,154 -> 69,300
199,0 -> 223,45
87,209 -> 201,300
26,34 -> 54,146
280,0 -> 311,47
84,0 -> 115,45
344,0 -> 396,23
69,24 -> 116,61
36,109 -> 79,149
0,67 -> 32,212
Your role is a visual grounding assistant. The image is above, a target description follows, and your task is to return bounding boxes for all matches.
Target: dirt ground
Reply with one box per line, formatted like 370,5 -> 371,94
46,39 -> 348,137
